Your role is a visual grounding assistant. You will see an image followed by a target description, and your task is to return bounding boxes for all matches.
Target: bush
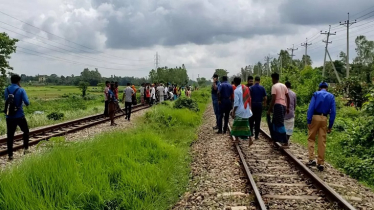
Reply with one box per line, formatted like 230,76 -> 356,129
47,112 -> 64,121
174,97 -> 199,112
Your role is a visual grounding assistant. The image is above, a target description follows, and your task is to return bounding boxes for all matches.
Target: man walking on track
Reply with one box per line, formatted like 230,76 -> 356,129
104,81 -> 110,117
211,73 -> 221,130
231,77 -> 253,146
267,73 -> 290,146
217,76 -> 233,134
249,76 -> 267,140
123,83 -> 134,121
284,81 -> 296,146
140,83 -> 145,105
306,82 -> 336,172
4,74 -> 30,160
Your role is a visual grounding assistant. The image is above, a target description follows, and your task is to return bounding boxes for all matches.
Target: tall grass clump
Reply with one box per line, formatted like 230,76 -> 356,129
0,88 -> 210,210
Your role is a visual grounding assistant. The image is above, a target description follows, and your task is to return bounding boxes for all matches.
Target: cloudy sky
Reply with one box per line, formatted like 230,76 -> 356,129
1,0 -> 374,80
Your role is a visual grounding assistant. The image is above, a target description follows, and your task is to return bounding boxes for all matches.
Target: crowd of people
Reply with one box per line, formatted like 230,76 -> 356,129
103,82 -> 194,126
212,73 -> 336,172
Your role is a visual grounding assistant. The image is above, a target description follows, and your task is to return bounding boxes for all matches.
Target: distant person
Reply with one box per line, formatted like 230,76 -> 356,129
145,84 -> 151,105
250,76 -> 267,140
306,82 -> 336,172
4,74 -> 30,160
246,75 -> 254,88
211,73 -> 221,130
131,85 -> 137,105
173,85 -> 178,100
157,83 -> 165,102
186,87 -> 192,98
114,82 -> 119,100
140,83 -> 145,105
164,84 -> 168,101
150,84 -> 156,105
104,81 -> 110,117
284,81 -> 296,146
230,77 -> 253,146
123,83 -> 134,121
108,83 -> 118,126
246,75 -> 254,137
217,76 -> 233,134
267,73 -> 290,146
181,87 -> 186,97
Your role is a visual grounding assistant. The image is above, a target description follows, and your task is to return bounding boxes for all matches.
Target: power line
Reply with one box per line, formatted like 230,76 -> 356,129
0,10 -> 152,62
16,46 -> 151,72
321,25 -> 336,78
287,44 -> 298,59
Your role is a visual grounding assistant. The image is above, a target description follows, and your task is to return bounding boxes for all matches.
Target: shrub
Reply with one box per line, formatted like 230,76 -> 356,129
47,112 -> 64,121
174,97 -> 199,112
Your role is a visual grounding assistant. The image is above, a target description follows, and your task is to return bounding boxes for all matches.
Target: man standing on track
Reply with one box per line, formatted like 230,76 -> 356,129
267,73 -> 290,146
217,76 -> 233,134
306,82 -> 336,172
123,83 -> 134,121
211,73 -> 221,130
250,76 -> 267,140
104,81 -> 110,117
140,83 -> 145,105
231,77 -> 253,146
4,74 -> 30,160
284,81 -> 296,146
150,84 -> 156,105
157,83 -> 165,103
246,76 -> 254,137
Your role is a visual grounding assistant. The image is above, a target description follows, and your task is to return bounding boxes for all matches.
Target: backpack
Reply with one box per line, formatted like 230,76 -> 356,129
4,88 -> 20,116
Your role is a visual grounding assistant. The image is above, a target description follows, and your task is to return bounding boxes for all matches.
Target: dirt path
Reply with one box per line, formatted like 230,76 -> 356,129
174,105 -> 256,210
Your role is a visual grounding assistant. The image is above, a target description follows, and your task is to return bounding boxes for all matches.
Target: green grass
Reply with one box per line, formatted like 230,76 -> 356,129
0,88 -> 211,210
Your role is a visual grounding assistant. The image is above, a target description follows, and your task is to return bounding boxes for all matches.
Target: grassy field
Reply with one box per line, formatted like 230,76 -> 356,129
0,88 -> 210,209
0,85 -> 133,135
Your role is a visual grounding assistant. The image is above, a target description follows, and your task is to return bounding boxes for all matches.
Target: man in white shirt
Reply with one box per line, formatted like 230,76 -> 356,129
139,83 -> 145,105
123,83 -> 134,121
231,77 -> 253,146
150,84 -> 156,106
164,84 -> 168,100
157,84 -> 165,103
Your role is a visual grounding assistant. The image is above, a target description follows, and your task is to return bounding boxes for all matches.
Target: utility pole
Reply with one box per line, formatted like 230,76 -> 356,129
321,25 -> 341,83
301,38 -> 312,67
321,25 -> 336,78
264,55 -> 273,76
278,53 -> 282,76
154,52 -> 160,70
287,44 -> 298,59
340,12 -> 356,79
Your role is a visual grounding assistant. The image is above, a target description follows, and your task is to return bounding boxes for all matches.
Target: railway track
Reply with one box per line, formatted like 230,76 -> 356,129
0,104 -> 149,157
228,125 -> 356,210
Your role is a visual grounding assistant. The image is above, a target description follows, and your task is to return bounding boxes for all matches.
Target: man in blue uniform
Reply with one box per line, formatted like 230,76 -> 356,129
4,74 -> 30,160
217,76 -> 233,134
211,73 -> 221,130
249,76 -> 267,140
306,82 -> 336,172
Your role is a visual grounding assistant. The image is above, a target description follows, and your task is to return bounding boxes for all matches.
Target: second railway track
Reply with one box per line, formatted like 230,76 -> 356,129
0,104 -> 149,156
229,124 -> 356,210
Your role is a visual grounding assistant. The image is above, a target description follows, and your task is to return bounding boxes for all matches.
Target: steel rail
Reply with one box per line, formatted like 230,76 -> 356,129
0,104 -> 149,156
228,124 -> 267,210
260,128 -> 356,210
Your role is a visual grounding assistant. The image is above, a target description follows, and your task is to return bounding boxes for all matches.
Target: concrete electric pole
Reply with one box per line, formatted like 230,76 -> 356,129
340,12 -> 356,79
301,38 -> 312,67
321,25 -> 341,83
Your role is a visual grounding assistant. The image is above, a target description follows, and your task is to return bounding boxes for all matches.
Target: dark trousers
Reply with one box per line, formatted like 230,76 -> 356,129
6,117 -> 29,157
125,102 -> 132,120
218,108 -> 231,132
104,100 -> 109,117
212,98 -> 219,127
249,106 -> 263,138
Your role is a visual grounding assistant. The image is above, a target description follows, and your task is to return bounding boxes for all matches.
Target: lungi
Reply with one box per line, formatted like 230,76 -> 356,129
271,104 -> 287,143
284,118 -> 295,136
231,117 -> 251,139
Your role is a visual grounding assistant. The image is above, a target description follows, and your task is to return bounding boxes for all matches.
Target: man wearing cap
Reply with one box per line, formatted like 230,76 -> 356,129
211,73 -> 221,130
306,82 -> 336,172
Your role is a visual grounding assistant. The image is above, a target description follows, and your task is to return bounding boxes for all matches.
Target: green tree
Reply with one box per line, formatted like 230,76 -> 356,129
97,82 -> 105,92
80,68 -> 102,86
0,33 -> 18,105
78,81 -> 89,97
197,77 -> 209,87
214,69 -> 229,78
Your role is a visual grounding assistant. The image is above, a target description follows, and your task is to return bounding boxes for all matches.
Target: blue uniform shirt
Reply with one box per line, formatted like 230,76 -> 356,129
307,89 -> 336,128
4,84 -> 30,119
250,83 -> 267,108
211,81 -> 221,99
218,81 -> 233,110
